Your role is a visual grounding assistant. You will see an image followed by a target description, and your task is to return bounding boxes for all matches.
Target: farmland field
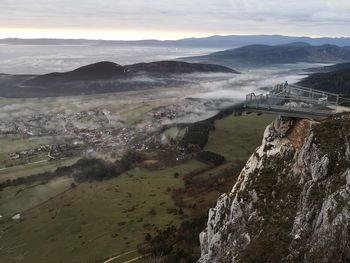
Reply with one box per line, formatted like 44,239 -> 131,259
0,113 -> 275,263
205,113 -> 275,161
0,160 -> 207,263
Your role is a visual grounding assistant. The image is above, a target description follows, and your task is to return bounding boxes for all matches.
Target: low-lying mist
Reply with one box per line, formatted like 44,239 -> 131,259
0,64 -> 310,127
0,44 -> 220,75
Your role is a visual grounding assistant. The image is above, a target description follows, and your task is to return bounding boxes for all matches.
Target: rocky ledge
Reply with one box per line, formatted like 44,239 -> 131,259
199,114 -> 350,263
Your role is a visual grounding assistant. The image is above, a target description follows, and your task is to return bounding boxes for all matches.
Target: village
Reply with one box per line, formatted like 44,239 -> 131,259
0,103 -> 196,169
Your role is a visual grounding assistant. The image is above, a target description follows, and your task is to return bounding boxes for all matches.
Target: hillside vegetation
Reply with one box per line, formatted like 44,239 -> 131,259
0,61 -> 237,98
185,43 -> 350,67
299,69 -> 350,98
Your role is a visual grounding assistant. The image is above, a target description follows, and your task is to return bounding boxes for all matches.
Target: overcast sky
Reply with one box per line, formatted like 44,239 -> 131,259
1,0 -> 350,40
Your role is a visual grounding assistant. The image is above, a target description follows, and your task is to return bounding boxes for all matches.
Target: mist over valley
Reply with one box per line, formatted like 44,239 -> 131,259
1,35 -> 350,263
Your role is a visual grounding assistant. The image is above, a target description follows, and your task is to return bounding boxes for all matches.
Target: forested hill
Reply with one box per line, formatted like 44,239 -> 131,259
28,61 -> 237,85
184,42 -> 350,67
299,69 -> 350,98
0,61 -> 237,98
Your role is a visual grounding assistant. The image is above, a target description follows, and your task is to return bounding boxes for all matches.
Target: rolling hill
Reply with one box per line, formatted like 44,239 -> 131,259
0,61 -> 237,98
184,43 -> 350,67
299,69 -> 350,98
127,61 -> 238,75
27,61 -> 237,86
26,62 -> 129,85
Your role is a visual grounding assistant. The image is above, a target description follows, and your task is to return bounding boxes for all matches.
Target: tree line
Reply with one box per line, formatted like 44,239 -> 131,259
0,151 -> 143,190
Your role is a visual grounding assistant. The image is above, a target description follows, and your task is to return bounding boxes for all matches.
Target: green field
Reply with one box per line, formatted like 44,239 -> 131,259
0,157 -> 80,183
0,160 -> 207,263
0,135 -> 52,154
0,135 -> 53,169
0,113 -> 275,263
0,177 -> 74,218
205,113 -> 275,161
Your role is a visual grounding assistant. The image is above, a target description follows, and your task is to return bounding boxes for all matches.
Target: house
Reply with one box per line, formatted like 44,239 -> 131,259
12,213 -> 21,221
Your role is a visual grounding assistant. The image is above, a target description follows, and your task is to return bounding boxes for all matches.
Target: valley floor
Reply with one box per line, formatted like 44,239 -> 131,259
0,113 -> 274,263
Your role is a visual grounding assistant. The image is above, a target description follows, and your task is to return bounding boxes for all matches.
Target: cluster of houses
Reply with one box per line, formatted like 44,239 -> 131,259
8,144 -> 77,161
9,144 -> 51,160
1,106 -> 181,166
152,106 -> 179,121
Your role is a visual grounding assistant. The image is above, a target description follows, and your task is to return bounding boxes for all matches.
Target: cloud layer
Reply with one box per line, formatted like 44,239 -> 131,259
1,0 -> 350,39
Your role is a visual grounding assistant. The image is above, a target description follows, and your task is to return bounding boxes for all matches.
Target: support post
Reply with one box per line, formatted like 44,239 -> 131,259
336,95 -> 339,113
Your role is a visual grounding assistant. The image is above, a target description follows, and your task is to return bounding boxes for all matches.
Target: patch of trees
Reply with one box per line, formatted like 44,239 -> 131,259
180,119 -> 215,149
197,151 -> 225,166
0,172 -> 58,190
0,151 -> 144,190
140,216 -> 207,263
65,158 -> 118,183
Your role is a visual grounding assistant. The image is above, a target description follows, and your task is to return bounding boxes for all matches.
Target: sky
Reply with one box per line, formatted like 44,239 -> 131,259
1,0 -> 350,40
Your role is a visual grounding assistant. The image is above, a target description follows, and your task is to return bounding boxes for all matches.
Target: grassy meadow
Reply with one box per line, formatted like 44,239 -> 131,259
0,161 -> 207,263
0,113 -> 276,263
205,113 -> 275,161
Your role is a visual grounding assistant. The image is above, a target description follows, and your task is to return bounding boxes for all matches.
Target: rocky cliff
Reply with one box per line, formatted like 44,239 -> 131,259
199,114 -> 350,263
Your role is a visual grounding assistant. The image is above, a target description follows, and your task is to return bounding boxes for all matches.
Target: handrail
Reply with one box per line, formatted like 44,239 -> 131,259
246,83 -> 350,108
246,94 -> 337,107
244,83 -> 350,118
289,84 -> 341,98
338,97 -> 350,106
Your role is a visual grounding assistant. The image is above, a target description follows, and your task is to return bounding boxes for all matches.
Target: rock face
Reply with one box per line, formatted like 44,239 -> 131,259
199,114 -> 350,263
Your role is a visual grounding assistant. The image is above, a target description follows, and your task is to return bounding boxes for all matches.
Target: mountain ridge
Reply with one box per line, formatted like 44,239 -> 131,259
299,68 -> 350,98
0,35 -> 350,48
183,43 -> 350,67
0,60 -> 237,98
306,62 -> 350,73
2,35 -> 350,47
27,60 -> 237,85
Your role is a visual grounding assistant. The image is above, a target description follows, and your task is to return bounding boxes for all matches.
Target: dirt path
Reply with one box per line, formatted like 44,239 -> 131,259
122,254 -> 150,263
102,250 -> 138,263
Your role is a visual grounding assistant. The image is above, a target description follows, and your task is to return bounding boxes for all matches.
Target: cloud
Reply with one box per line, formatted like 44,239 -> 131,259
1,0 -> 350,38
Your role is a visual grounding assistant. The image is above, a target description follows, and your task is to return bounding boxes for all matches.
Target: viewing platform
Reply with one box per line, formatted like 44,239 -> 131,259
244,84 -> 350,119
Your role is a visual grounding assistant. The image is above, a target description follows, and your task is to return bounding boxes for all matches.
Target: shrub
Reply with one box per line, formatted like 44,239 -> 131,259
141,216 -> 208,263
145,233 -> 152,242
197,151 -> 225,166
149,208 -> 157,216
180,120 -> 215,149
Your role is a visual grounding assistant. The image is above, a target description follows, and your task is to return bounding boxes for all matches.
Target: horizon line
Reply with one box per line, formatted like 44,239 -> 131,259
1,33 -> 350,42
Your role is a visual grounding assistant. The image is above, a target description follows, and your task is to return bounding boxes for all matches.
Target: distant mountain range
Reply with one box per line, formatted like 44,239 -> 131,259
0,61 -> 236,98
2,35 -> 350,48
184,42 -> 350,67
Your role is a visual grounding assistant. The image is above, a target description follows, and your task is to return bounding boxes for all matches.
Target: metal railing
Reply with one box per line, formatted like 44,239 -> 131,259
244,84 -> 350,118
